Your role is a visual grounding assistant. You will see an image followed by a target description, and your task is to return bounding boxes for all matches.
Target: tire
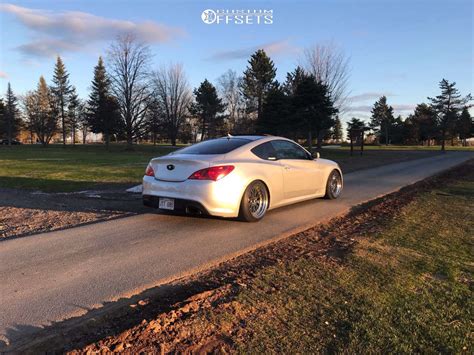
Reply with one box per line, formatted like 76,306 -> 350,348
239,180 -> 269,222
325,170 -> 343,199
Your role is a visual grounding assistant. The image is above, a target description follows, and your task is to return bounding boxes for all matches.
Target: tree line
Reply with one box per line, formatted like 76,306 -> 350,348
0,34 -> 471,151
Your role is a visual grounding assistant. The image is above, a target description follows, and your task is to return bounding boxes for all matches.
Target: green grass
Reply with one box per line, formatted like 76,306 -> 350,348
0,144 -> 179,191
217,167 -> 474,352
335,144 -> 474,151
0,144 -> 447,192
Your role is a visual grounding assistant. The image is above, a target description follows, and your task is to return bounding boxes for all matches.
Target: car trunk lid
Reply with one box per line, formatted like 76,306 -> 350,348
151,155 -> 216,182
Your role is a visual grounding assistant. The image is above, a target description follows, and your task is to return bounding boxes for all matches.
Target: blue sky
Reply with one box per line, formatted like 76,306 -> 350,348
0,0 -> 472,123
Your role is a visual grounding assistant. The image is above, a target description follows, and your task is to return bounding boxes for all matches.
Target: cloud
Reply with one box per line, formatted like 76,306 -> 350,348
0,71 -> 8,79
207,39 -> 299,61
348,92 -> 394,103
0,3 -> 185,57
348,103 -> 416,115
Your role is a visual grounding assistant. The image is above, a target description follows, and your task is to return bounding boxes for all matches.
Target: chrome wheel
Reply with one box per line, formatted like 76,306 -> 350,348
329,171 -> 342,197
247,182 -> 269,219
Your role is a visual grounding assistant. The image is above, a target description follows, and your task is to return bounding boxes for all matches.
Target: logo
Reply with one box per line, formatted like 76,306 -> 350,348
201,9 -> 217,24
201,9 -> 273,25
167,164 -> 175,171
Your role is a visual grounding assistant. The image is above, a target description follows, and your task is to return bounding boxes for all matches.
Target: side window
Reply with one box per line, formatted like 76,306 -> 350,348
251,142 -> 277,160
271,140 -> 310,160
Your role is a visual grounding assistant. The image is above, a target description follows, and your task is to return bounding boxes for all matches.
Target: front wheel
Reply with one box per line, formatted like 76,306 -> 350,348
325,170 -> 343,199
239,181 -> 269,222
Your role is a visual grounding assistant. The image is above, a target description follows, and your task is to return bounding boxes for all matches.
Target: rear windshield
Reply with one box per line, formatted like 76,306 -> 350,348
173,138 -> 251,155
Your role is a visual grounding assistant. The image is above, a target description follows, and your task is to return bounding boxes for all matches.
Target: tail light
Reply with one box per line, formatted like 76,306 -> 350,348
145,163 -> 155,177
188,165 -> 234,181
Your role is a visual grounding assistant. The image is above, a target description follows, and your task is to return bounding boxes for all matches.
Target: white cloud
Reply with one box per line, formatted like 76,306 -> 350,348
207,39 -> 299,61
0,3 -> 185,57
348,92 -> 395,103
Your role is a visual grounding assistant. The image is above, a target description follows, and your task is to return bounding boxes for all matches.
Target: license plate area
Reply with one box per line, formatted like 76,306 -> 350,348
159,198 -> 175,210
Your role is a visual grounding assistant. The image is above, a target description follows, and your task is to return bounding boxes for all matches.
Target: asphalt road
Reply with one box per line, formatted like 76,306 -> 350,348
1,152 -> 472,346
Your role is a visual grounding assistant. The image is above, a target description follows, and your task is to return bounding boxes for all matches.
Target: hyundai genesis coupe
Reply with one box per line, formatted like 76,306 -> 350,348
142,135 -> 343,222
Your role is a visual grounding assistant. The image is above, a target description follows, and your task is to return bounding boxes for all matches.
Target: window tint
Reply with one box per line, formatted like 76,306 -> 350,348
173,138 -> 251,155
271,140 -> 310,160
251,142 -> 277,160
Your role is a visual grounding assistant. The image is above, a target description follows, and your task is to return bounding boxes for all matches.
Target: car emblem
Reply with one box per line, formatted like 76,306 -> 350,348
167,164 -> 175,171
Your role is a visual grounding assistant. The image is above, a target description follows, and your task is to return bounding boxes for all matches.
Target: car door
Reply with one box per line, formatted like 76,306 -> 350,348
271,140 -> 321,199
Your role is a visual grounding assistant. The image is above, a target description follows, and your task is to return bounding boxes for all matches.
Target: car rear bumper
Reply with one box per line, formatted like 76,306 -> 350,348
142,195 -> 209,215
142,175 -> 245,218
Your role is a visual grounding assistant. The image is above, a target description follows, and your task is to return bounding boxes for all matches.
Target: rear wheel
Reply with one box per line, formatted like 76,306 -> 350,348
325,170 -> 343,199
239,181 -> 269,222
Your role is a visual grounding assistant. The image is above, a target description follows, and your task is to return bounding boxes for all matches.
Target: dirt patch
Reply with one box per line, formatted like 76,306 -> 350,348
0,187 -> 147,239
10,160 -> 471,353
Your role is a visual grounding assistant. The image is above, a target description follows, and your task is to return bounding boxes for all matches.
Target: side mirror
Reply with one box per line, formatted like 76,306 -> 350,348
312,152 -> 320,159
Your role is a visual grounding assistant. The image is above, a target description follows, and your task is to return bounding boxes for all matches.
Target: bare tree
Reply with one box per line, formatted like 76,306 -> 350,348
152,63 -> 192,146
301,42 -> 351,113
217,69 -> 245,133
107,34 -> 152,149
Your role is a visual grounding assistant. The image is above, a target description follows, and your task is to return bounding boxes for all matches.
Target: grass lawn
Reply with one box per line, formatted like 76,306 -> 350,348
222,164 -> 473,352
0,144 -> 180,192
335,144 -> 474,151
0,143 -> 461,192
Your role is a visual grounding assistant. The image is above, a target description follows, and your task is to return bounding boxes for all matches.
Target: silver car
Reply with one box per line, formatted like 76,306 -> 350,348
142,135 -> 343,222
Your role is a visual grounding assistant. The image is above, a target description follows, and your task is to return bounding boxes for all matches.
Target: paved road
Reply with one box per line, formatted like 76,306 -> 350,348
1,152 -> 472,345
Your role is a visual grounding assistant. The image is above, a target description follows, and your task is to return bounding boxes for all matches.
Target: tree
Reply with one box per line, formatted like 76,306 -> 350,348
346,117 -> 367,140
2,83 -> 21,145
190,79 -> 225,140
428,79 -> 472,151
24,76 -> 58,146
292,73 -> 337,152
241,49 -> 276,122
332,116 -> 343,143
411,103 -> 437,145
257,84 -> 291,136
152,63 -> 192,146
217,69 -> 245,133
370,96 -> 395,145
67,87 -> 84,145
52,56 -> 72,145
301,43 -> 351,112
458,107 -> 472,146
108,34 -> 152,149
282,66 -> 306,96
87,57 -> 122,149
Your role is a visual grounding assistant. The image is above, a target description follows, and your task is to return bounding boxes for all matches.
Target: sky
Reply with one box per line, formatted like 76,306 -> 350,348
0,0 -> 472,124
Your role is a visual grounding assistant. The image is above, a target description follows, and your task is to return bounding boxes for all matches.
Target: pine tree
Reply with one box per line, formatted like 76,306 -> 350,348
292,73 -> 337,151
190,79 -> 225,139
67,87 -> 83,145
411,103 -> 437,145
87,57 -> 122,149
370,96 -> 395,145
242,49 -> 276,122
52,56 -> 72,145
458,107 -> 472,146
258,83 -> 291,136
332,116 -> 343,143
3,83 -> 21,145
24,76 -> 58,146
428,79 -> 472,151
282,66 -> 306,96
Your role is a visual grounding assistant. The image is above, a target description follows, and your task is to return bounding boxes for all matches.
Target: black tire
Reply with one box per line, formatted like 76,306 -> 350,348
324,170 -> 343,199
239,180 -> 269,222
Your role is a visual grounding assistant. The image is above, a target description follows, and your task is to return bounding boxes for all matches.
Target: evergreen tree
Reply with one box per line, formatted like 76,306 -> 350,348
52,56 -> 72,145
346,117 -> 367,140
257,83 -> 291,136
87,57 -> 122,149
3,83 -> 21,145
332,116 -> 343,143
190,79 -> 225,139
241,49 -> 277,122
0,99 -> 4,139
24,76 -> 58,146
292,73 -> 337,151
67,87 -> 84,145
458,107 -> 472,146
282,66 -> 306,96
411,104 -> 437,145
428,79 -> 472,151
370,96 -> 395,145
